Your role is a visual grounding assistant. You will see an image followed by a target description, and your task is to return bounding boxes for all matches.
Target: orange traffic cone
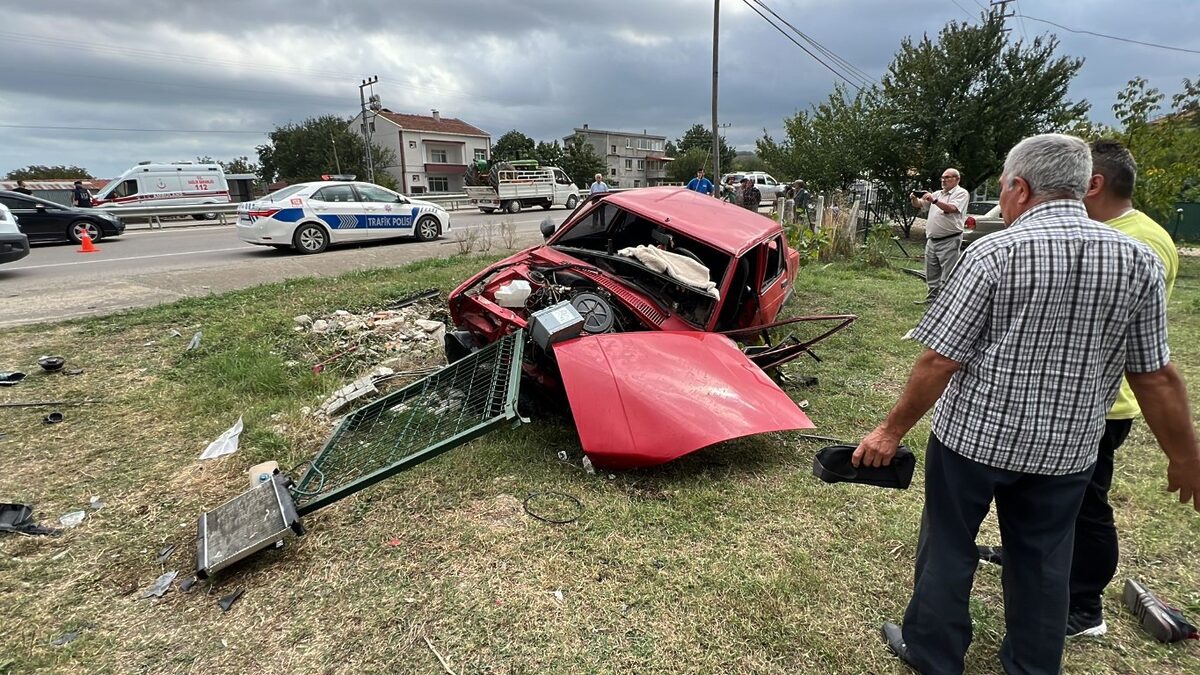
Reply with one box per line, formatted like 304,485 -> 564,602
77,232 -> 99,254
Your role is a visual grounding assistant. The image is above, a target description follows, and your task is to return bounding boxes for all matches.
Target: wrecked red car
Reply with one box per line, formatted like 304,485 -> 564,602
447,187 -> 853,469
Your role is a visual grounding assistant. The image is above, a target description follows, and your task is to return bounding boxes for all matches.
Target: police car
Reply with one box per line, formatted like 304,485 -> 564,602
236,178 -> 451,254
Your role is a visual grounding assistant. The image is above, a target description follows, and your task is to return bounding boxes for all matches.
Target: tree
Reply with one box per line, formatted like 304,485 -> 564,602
757,83 -> 879,190
877,10 -> 1087,192
6,165 -> 93,180
560,134 -> 607,187
533,140 -> 565,168
196,155 -> 259,175
492,130 -> 536,162
732,153 -> 769,173
666,147 -> 710,183
256,115 -> 394,184
1109,76 -> 1200,220
673,124 -> 736,175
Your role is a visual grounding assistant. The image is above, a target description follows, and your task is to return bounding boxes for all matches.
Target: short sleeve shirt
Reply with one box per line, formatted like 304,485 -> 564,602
924,185 -> 970,238
910,200 -> 1169,475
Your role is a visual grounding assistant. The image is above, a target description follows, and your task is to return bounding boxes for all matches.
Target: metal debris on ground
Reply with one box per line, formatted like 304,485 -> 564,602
178,576 -> 198,593
43,411 -> 64,424
51,630 -> 80,647
522,492 -> 583,524
58,510 -> 85,528
388,287 -> 440,310
0,503 -> 61,536
88,496 -> 105,510
0,371 -> 26,386
186,331 -> 202,351
0,399 -> 102,408
169,329 -> 182,338
198,417 -> 243,461
63,368 -> 84,376
291,331 -> 525,515
316,367 -> 394,417
154,543 -> 176,564
142,570 -> 178,599
218,587 -> 245,612
37,356 -> 65,372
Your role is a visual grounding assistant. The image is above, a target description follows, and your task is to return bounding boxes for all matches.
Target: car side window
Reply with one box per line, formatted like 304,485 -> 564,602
765,177 -> 777,186
355,185 -> 400,203
112,179 -> 138,198
763,236 -> 785,287
756,176 -> 767,186
0,196 -> 27,209
312,185 -> 360,203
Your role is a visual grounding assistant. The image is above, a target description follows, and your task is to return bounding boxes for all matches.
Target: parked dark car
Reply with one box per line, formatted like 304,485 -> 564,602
0,191 -> 125,244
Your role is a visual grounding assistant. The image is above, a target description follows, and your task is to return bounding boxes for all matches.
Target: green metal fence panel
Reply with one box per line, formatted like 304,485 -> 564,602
291,330 -> 525,515
1170,202 -> 1200,243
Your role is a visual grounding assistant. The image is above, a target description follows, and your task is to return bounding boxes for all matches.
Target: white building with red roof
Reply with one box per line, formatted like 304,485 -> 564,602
350,109 -> 491,195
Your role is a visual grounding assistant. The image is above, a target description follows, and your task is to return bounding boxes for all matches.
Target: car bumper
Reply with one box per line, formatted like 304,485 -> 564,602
0,233 -> 31,264
236,216 -> 295,245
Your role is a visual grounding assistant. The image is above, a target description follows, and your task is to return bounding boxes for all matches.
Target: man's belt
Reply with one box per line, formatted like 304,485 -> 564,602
929,232 -> 963,242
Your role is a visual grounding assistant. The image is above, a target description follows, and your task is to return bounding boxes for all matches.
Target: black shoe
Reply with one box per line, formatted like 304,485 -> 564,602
881,622 -> 921,672
1066,607 -> 1107,638
1123,578 -> 1199,643
977,544 -> 1003,566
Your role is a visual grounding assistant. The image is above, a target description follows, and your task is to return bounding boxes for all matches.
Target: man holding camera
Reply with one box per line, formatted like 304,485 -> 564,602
911,169 -> 970,304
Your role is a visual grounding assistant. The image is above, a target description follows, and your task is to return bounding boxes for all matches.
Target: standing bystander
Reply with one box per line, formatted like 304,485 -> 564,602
71,180 -> 92,207
11,180 -> 32,195
854,134 -> 1200,675
738,177 -> 761,212
911,169 -> 969,303
686,169 -> 714,196
589,174 -> 609,195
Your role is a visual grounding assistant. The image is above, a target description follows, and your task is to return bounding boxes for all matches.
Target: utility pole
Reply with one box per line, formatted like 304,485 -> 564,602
359,76 -> 381,183
711,0 -> 721,194
330,132 -> 342,174
990,0 -> 1016,33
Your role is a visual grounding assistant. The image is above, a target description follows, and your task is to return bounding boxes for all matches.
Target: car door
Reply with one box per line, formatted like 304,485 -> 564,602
353,183 -> 415,240
757,235 -> 791,322
309,184 -> 369,242
0,195 -> 55,241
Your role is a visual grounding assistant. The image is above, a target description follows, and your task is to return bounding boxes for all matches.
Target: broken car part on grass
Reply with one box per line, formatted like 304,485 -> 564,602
193,189 -> 856,578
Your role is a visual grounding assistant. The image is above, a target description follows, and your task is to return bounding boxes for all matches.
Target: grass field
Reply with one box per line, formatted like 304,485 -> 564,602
1,252 -> 1198,674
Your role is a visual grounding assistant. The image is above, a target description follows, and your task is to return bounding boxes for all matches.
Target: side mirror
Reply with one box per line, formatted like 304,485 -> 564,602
539,218 -> 556,240
36,204 -> 46,212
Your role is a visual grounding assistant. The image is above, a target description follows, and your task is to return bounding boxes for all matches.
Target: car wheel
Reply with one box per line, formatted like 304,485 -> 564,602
191,213 -> 218,221
68,220 -> 102,244
565,195 -> 578,209
506,200 -> 521,214
292,223 -> 329,254
414,215 -> 440,242
540,199 -> 553,210
479,208 -> 496,214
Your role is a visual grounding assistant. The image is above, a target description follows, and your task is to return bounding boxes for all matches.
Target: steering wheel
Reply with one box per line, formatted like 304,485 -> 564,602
673,246 -> 704,266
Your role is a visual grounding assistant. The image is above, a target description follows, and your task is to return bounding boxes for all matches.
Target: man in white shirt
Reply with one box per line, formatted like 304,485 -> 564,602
911,168 -> 970,303
589,174 -> 609,195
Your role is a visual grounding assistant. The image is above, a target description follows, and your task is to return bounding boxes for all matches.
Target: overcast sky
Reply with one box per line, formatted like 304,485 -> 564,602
1,0 -> 1197,179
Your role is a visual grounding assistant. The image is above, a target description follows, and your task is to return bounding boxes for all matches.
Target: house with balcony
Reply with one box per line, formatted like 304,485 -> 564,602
351,109 -> 491,194
564,125 -> 671,188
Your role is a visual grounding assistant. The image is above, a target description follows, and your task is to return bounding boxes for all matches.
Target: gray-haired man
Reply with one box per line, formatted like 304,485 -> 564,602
857,134 -> 1200,675
911,169 -> 969,303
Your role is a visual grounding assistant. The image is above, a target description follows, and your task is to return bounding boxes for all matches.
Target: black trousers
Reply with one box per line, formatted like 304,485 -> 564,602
1070,418 -> 1133,615
902,434 -> 1091,675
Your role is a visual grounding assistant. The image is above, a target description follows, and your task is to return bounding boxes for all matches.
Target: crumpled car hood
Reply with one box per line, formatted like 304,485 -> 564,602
553,331 -> 814,469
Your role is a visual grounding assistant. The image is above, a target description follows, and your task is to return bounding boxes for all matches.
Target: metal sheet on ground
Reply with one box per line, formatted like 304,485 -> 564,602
291,330 -> 525,515
195,473 -> 302,579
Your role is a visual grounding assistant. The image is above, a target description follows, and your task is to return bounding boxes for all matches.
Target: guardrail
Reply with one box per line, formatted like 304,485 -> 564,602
99,202 -> 239,228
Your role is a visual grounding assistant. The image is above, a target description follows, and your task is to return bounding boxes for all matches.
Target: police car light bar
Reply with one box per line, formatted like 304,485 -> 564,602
320,174 -> 357,181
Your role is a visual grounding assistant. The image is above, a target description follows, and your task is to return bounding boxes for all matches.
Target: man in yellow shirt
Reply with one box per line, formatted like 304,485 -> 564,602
1071,138 -> 1179,637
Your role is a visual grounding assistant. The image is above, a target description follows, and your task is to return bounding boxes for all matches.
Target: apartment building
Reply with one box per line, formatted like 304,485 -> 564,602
351,109 -> 491,194
565,124 -> 671,188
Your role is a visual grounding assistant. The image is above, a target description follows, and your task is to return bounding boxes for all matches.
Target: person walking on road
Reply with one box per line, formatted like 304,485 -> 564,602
686,168 -> 714,196
589,174 -> 609,195
911,168 -> 970,304
856,133 -> 1200,675
71,180 -> 92,207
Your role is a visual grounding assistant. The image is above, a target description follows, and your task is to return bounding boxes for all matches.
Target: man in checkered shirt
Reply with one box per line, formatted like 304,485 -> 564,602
853,134 -> 1200,675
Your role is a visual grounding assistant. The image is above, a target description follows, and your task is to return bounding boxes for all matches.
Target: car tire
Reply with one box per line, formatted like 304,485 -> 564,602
565,195 -> 578,209
68,220 -> 102,244
292,222 -> 329,254
479,208 -> 496,214
506,200 -> 521,214
191,213 -> 218,221
540,199 -> 553,210
414,215 -> 440,242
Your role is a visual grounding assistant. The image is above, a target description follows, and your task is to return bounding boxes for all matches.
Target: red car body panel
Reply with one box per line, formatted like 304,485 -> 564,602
553,332 -> 814,469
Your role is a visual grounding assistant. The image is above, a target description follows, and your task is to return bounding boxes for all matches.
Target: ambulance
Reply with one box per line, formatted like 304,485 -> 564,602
91,161 -> 231,209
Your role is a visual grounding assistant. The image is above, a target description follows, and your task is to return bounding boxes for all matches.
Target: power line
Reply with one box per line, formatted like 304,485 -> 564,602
1018,14 -> 1200,55
949,0 -> 975,20
740,0 -> 865,91
0,124 -> 268,134
1011,0 -> 1029,41
749,0 -> 875,87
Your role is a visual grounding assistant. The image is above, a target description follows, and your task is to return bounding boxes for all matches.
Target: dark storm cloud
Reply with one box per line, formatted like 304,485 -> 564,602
0,0 -> 1196,178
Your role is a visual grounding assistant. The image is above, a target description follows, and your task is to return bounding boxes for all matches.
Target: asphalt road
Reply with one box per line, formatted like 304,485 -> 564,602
0,208 -> 571,329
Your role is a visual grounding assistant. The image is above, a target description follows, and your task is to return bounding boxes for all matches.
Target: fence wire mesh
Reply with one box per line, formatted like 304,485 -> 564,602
292,330 -> 524,514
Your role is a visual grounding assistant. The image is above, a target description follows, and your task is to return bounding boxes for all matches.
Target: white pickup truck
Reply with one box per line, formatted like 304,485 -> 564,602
465,166 -> 580,214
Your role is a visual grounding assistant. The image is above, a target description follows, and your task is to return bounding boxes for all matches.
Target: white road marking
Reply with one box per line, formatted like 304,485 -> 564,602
6,246 -> 255,271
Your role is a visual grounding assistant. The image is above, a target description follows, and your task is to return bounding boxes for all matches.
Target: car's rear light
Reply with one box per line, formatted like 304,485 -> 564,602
965,216 -> 976,230
245,208 -> 281,218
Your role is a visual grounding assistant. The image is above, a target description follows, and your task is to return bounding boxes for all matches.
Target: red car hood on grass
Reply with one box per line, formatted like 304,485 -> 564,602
553,331 -> 814,469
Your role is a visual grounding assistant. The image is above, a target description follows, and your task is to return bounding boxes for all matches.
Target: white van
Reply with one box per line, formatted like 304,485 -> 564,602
92,162 -> 231,209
